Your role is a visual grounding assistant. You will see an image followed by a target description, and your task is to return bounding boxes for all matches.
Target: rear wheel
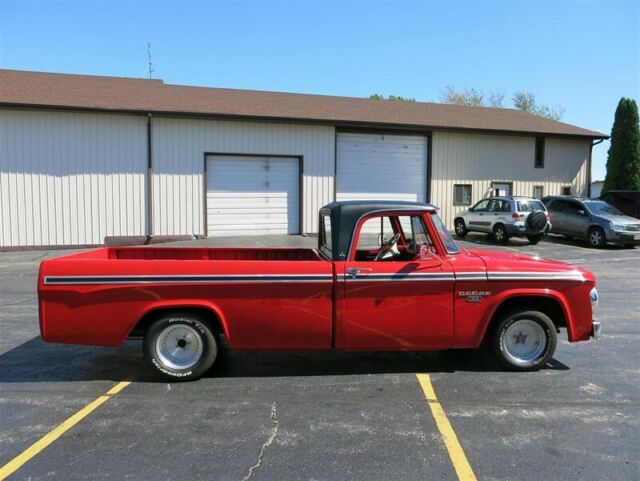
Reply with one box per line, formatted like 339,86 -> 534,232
587,226 -> 606,248
492,224 -> 509,244
489,310 -> 557,371
143,311 -> 218,381
454,218 -> 468,238
527,234 -> 544,245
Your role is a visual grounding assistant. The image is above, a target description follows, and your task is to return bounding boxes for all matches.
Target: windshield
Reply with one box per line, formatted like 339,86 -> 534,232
584,201 -> 624,216
430,213 -> 460,254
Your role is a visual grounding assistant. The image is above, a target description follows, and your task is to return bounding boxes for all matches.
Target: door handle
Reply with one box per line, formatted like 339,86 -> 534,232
346,267 -> 373,279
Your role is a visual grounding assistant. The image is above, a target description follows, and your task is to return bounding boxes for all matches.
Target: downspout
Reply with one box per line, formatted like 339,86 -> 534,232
146,113 -> 154,243
588,138 -> 605,198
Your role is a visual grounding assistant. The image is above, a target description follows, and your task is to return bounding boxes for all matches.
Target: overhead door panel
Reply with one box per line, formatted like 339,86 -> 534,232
336,132 -> 428,202
206,156 -> 300,236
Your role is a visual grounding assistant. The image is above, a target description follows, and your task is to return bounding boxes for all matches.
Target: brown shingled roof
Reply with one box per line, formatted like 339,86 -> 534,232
0,69 -> 607,138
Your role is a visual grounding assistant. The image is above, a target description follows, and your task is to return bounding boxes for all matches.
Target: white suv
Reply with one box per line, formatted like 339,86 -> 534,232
454,196 -> 551,244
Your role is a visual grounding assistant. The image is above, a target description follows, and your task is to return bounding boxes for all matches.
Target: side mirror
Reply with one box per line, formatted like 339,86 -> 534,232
577,209 -> 586,217
468,207 -> 475,212
419,244 -> 441,264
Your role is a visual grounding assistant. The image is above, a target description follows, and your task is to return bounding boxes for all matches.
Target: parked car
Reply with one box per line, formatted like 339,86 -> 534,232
453,196 -> 550,244
38,200 -> 600,380
600,190 -> 640,219
542,196 -> 640,248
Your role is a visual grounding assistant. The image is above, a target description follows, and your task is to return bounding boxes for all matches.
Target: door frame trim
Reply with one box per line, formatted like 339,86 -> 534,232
203,152 -> 304,236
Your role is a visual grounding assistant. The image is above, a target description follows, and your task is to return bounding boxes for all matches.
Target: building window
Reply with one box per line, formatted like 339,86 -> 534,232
535,137 -> 545,168
562,186 -> 572,195
533,185 -> 544,199
453,184 -> 472,205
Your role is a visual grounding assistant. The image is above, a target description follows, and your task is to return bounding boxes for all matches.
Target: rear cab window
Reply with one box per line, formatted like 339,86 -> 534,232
319,213 -> 332,257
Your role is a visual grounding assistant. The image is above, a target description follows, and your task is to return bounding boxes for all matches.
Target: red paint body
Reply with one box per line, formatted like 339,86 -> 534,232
38,213 -> 597,352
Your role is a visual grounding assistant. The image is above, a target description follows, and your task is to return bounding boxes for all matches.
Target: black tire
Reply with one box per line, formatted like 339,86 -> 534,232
488,309 -> 557,371
454,218 -> 468,238
526,211 -> 548,233
527,234 -> 544,245
492,224 -> 509,244
587,226 -> 606,248
143,311 -> 218,381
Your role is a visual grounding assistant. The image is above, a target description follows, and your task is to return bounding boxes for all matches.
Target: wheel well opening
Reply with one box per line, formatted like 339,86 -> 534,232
486,296 -> 566,337
128,307 -> 225,338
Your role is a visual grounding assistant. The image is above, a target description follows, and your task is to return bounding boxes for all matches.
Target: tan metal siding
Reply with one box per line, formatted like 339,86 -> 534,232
152,118 -> 334,235
431,132 -> 590,227
0,109 -> 146,247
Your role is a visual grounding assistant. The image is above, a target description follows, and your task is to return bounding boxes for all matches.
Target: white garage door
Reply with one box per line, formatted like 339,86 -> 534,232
336,132 -> 428,202
206,155 -> 300,236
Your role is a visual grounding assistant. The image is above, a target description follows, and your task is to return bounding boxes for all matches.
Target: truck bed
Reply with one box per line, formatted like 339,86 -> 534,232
38,246 -> 333,349
56,246 -> 324,261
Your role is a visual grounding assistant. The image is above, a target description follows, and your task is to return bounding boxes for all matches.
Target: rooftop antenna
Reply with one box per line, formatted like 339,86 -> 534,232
147,42 -> 155,79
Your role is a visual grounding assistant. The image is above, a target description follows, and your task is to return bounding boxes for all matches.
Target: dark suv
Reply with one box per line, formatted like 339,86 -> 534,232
543,196 -> 640,248
600,190 -> 640,219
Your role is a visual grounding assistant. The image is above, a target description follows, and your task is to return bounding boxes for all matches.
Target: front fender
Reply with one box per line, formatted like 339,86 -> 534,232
454,287 -> 578,349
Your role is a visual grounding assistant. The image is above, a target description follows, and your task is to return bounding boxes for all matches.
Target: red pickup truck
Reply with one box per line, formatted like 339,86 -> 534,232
38,201 -> 600,380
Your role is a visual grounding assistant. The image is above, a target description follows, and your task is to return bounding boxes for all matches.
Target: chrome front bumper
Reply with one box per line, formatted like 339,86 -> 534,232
592,321 -> 602,340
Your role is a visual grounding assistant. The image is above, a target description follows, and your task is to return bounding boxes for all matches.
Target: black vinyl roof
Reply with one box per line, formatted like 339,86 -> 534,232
318,200 -> 437,261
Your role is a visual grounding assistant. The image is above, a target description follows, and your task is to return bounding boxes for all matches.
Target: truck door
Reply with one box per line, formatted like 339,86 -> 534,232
341,213 -> 454,350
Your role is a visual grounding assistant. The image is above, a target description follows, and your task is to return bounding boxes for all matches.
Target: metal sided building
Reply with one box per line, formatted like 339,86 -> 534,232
0,69 -> 607,248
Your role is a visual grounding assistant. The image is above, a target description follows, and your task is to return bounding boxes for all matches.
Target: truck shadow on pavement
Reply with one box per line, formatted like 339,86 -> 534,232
0,336 -> 569,383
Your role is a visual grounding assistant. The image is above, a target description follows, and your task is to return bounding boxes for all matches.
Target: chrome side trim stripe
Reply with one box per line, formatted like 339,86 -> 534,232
487,271 -> 585,281
44,274 -> 334,285
45,270 -> 585,285
337,271 -> 584,282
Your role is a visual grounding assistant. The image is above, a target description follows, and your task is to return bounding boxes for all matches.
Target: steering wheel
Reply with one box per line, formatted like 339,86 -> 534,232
375,233 -> 401,261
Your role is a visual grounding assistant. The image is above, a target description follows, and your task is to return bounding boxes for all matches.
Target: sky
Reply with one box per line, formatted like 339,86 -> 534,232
1,0 -> 638,180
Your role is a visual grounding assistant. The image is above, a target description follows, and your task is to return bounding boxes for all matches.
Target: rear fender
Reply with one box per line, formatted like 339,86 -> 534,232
131,300 -> 231,343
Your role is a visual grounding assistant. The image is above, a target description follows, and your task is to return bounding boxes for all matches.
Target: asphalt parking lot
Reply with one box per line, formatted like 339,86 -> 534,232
0,234 -> 638,481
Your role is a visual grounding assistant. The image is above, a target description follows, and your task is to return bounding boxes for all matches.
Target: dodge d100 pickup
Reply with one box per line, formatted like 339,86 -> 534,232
38,201 -> 600,380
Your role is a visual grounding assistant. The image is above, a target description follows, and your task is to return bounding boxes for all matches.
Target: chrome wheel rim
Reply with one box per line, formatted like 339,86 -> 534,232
589,230 -> 602,246
156,324 -> 204,370
494,228 -> 504,242
455,221 -> 465,235
503,319 -> 546,365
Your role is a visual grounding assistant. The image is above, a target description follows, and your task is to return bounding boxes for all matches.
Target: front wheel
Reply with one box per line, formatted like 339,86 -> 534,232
489,310 -> 557,371
587,227 -> 606,248
144,311 -> 218,381
454,218 -> 468,238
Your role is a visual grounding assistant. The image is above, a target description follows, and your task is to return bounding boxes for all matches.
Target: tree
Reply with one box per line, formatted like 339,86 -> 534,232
441,86 -> 486,107
369,94 -> 415,102
439,86 -> 564,120
512,91 -> 565,121
603,98 -> 640,192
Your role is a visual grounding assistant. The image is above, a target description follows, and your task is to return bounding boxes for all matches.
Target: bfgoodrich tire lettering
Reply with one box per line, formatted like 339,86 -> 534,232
489,309 -> 557,371
143,312 -> 218,381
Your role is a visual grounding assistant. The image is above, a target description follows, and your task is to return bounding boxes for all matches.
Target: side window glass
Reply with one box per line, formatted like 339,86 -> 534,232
548,200 -> 563,212
474,200 -> 489,212
564,202 -> 580,216
357,216 -> 394,250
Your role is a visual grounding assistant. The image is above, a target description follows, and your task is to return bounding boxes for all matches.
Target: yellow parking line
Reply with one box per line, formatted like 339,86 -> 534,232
416,374 -> 477,481
0,381 -> 131,480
